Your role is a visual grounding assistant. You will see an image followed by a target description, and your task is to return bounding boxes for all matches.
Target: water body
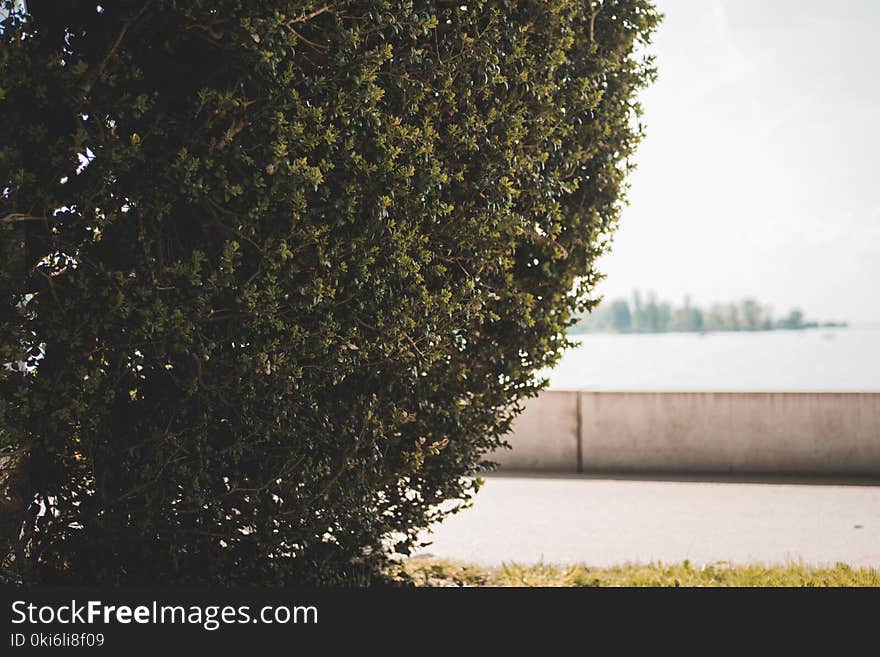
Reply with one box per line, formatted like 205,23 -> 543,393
544,327 -> 880,392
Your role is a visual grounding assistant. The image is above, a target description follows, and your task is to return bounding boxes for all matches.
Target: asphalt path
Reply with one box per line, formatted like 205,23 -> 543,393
414,474 -> 880,567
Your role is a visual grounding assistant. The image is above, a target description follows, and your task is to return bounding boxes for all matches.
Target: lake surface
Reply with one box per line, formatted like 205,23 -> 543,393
544,327 -> 880,391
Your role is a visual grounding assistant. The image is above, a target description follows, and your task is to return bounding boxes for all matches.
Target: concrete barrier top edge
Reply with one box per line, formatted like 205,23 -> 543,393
545,390 -> 880,395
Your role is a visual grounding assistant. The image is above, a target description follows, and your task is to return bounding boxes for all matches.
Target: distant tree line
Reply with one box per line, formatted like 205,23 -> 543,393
571,292 -> 848,334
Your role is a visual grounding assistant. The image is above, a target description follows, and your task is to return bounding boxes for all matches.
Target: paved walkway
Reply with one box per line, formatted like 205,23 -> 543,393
414,475 -> 880,567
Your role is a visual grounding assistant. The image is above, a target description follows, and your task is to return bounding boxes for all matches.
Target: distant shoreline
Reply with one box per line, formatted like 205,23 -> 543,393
574,292 -> 849,335
570,324 -> 849,336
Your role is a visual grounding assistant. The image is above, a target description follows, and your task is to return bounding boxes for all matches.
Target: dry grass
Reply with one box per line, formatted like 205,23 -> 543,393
398,557 -> 880,587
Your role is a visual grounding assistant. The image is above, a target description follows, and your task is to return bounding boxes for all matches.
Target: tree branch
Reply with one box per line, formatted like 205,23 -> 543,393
589,1 -> 602,44
78,1 -> 154,101
0,213 -> 45,224
289,5 -> 335,25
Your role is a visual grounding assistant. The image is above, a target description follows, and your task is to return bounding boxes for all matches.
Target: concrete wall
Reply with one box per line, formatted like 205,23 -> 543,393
493,391 -> 880,476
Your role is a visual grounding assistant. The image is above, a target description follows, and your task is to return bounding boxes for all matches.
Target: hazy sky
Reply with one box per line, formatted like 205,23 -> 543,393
595,0 -> 880,324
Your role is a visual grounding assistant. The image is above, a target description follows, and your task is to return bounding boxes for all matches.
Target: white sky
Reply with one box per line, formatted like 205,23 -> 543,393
594,0 -> 880,324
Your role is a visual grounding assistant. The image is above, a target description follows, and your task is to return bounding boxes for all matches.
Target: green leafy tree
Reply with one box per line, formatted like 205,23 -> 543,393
643,291 -> 661,332
740,297 -> 769,331
0,0 -> 658,585
608,299 -> 632,333
780,309 -> 805,330
670,296 -> 696,332
726,303 -> 741,331
631,289 -> 644,331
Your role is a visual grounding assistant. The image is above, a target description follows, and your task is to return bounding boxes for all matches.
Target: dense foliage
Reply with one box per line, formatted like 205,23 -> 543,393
0,0 -> 658,585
